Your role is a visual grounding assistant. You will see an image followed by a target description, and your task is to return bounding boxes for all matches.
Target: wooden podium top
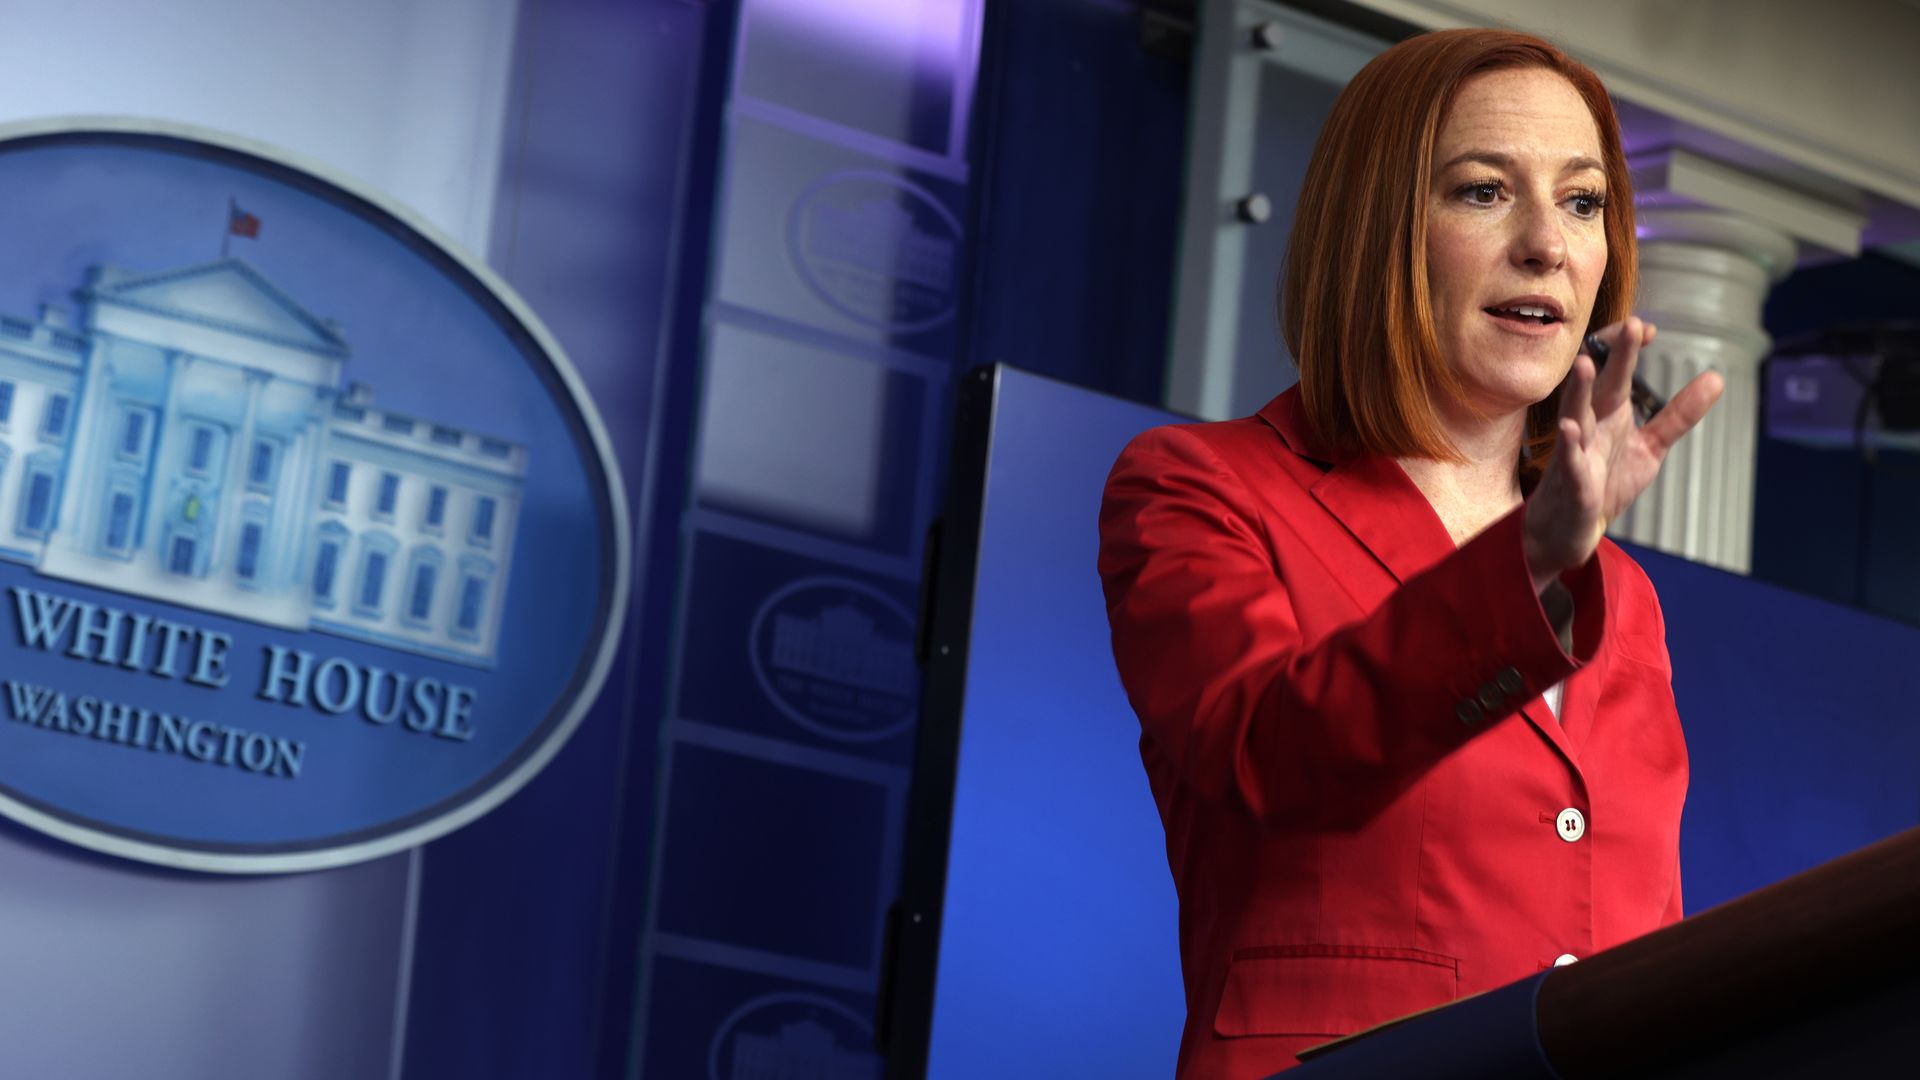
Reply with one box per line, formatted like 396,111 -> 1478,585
1537,824 -> 1920,1076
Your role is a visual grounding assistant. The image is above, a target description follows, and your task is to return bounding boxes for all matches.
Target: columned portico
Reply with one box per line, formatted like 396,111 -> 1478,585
1609,208 -> 1796,573
1610,147 -> 1868,573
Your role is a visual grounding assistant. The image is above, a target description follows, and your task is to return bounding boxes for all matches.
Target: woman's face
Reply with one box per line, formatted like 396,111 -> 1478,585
1426,67 -> 1609,419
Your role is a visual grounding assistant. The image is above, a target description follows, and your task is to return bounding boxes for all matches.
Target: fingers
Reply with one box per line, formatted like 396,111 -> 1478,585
1590,316 -> 1643,419
1641,368 -> 1725,454
1558,417 -> 1582,459
1559,352 -> 1596,448
1576,354 -> 1596,447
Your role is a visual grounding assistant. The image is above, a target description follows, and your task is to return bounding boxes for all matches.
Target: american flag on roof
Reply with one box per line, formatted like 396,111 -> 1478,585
228,202 -> 261,239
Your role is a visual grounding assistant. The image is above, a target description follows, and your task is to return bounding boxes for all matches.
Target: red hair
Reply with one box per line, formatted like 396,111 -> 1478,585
1280,28 -> 1636,479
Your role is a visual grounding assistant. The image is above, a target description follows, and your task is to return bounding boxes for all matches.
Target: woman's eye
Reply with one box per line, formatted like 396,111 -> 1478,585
1462,182 -> 1500,205
1568,193 -> 1605,217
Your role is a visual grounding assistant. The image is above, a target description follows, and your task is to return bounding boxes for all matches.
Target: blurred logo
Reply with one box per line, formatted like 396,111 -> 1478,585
708,991 -> 878,1080
751,576 -> 917,743
788,171 -> 960,333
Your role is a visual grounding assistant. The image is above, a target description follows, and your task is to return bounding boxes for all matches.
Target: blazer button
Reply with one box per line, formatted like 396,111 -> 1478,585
1553,953 -> 1579,966
1556,807 -> 1587,842
1496,666 -> 1525,695
1476,682 -> 1505,710
1456,699 -> 1484,726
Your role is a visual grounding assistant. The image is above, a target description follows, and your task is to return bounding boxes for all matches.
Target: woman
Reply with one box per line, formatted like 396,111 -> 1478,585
1098,29 -> 1724,1078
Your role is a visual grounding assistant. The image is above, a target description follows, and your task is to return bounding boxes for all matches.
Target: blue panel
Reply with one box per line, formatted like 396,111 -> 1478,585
1627,542 -> 1920,912
641,954 -> 881,1080
927,367 -> 1185,1077
961,0 -> 1186,407
656,740 -> 893,970
676,530 -> 920,753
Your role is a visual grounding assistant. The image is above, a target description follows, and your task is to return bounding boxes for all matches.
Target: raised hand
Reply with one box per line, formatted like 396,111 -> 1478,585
1522,317 -> 1726,590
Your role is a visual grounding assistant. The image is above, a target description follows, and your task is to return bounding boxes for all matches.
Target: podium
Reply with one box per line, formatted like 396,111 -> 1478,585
1285,825 -> 1920,1077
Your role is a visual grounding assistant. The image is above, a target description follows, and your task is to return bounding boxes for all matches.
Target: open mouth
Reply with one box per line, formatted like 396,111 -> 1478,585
1483,304 -> 1561,326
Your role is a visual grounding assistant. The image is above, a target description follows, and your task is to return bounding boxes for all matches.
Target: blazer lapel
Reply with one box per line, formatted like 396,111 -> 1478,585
1317,458 -> 1582,768
1309,456 -> 1454,586
1519,697 -> 1579,765
1259,388 -> 1582,767
1258,389 -> 1451,586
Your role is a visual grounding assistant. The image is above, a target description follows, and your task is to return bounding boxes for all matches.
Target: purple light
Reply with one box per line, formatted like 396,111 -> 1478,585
745,0 -> 982,158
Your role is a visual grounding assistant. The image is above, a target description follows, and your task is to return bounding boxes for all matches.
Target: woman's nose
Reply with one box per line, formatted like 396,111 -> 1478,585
1508,199 -> 1567,270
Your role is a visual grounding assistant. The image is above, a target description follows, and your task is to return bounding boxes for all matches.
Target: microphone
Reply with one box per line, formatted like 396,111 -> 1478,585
1582,332 -> 1667,421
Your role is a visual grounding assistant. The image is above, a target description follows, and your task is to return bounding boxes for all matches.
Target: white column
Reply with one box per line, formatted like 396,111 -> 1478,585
207,369 -> 267,574
139,351 -> 191,568
51,339 -> 113,553
1609,208 -> 1796,573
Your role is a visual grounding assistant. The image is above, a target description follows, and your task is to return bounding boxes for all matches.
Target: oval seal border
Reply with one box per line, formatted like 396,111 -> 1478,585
748,574 -> 918,744
0,115 -> 630,874
785,169 -> 962,334
705,990 -> 874,1080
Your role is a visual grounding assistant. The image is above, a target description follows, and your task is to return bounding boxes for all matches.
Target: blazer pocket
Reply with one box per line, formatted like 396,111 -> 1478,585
1212,944 -> 1460,1038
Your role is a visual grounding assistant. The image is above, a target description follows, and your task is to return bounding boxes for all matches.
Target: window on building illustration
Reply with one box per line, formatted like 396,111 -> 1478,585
430,425 -> 460,447
237,522 -> 264,582
41,394 -> 71,441
187,425 -> 214,473
402,546 -> 446,629
0,381 -> 14,425
104,492 -> 136,554
376,472 -> 399,518
382,414 -> 414,435
471,496 -> 496,545
425,485 -> 447,530
359,549 -> 390,615
326,461 -> 351,508
313,540 -> 341,606
18,469 -> 55,537
119,410 -> 148,459
408,562 -> 437,623
248,439 -> 277,491
456,575 -> 487,637
168,536 -> 196,576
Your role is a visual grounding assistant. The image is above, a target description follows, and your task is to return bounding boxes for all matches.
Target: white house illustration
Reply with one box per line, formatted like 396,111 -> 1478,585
730,1018 -> 878,1079
0,259 -> 524,667
770,603 -> 915,697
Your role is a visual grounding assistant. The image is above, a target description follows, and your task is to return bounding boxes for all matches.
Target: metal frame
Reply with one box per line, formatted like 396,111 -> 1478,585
876,362 -> 1000,1080
1164,0 -> 1391,420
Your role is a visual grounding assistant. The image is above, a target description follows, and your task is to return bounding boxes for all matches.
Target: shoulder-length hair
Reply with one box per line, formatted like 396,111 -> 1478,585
1280,28 -> 1635,478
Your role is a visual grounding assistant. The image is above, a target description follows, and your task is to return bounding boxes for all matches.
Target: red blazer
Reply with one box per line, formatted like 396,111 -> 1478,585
1098,387 -> 1686,1078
